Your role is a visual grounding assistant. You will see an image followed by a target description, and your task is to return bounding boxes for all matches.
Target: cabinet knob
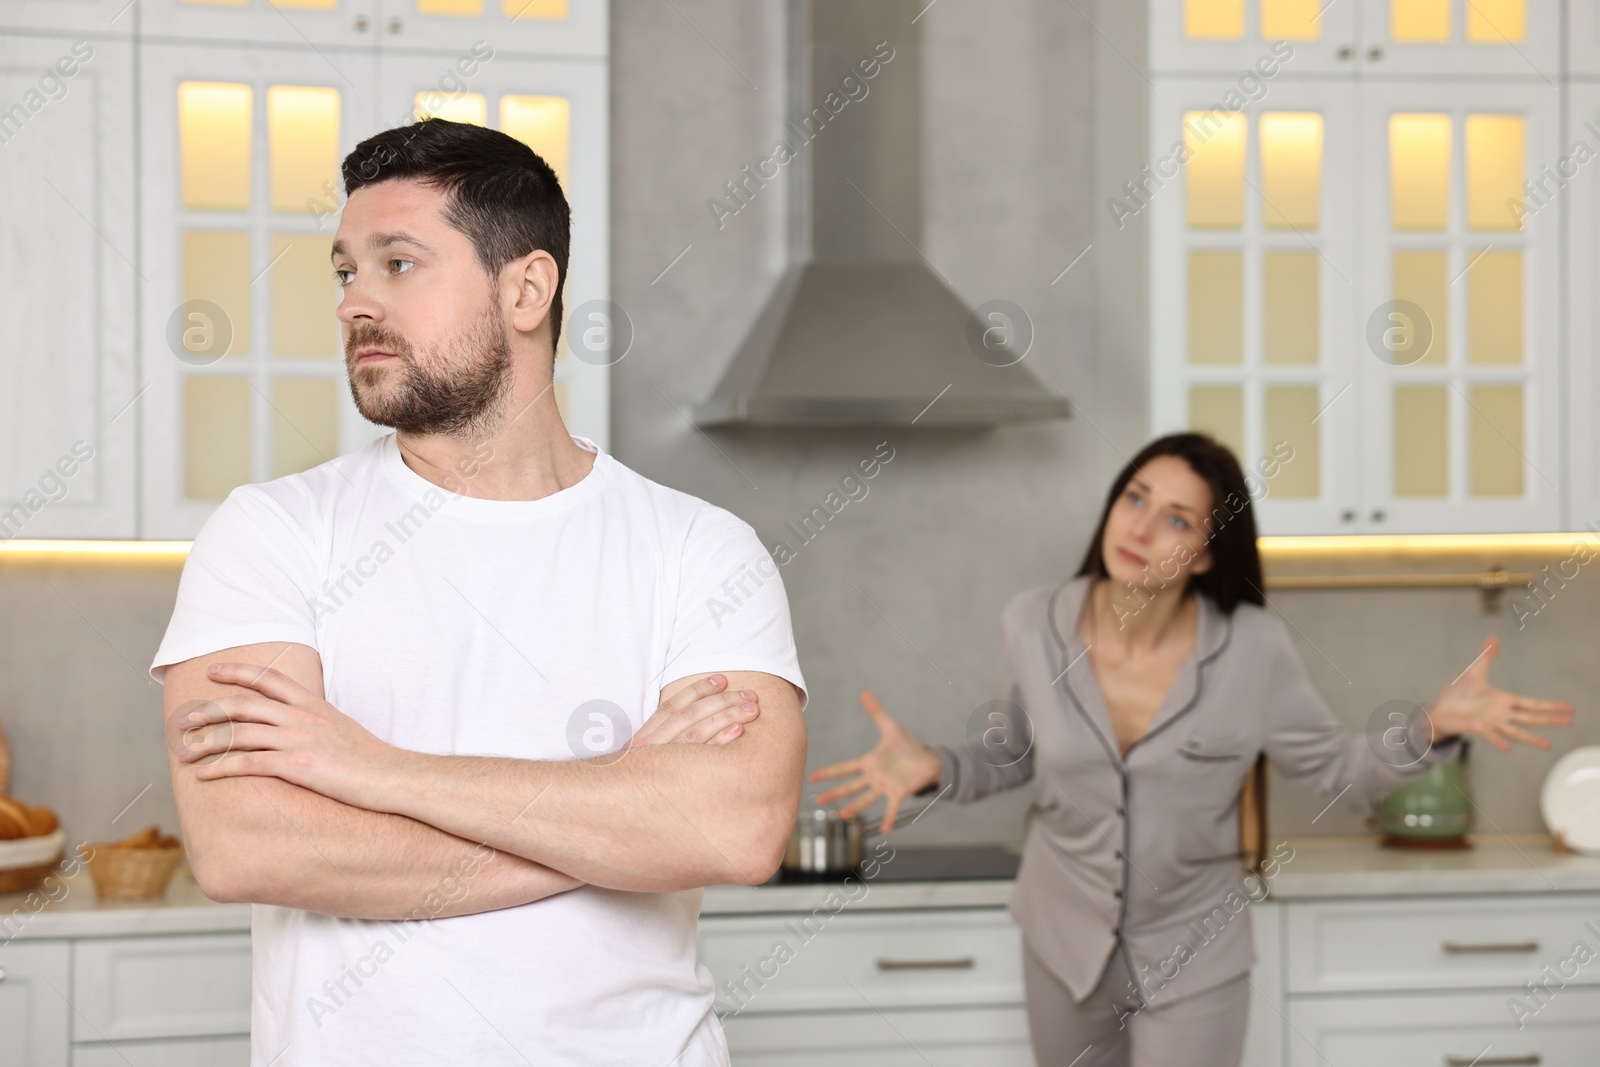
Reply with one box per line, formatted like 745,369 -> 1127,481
1336,45 -> 1354,60
388,16 -> 404,33
1341,508 -> 1357,522
1367,45 -> 1384,61
353,14 -> 368,31
1370,508 -> 1386,523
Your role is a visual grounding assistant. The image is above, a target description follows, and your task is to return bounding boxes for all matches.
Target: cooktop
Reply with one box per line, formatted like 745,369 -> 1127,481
762,844 -> 1021,886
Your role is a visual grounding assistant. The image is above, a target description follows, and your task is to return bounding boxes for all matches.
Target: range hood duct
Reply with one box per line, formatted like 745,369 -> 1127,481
694,0 -> 1072,428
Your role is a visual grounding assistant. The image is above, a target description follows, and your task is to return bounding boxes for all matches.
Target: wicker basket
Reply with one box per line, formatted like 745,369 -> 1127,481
81,840 -> 184,900
0,829 -> 66,896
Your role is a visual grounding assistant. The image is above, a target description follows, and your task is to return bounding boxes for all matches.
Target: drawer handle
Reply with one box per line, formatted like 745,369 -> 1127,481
1445,1056 -> 1540,1066
1441,939 -> 1540,954
875,956 -> 976,971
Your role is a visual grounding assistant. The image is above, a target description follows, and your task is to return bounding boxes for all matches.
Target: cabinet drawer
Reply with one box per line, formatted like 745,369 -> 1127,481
1286,895 -> 1600,993
0,939 -> 70,1067
720,1005 -> 1032,1067
73,1036 -> 250,1067
1287,988 -> 1600,1067
699,908 -> 1022,1014
71,934 -> 251,1041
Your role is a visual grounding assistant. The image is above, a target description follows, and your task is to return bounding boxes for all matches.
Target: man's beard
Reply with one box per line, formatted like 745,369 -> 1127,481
346,303 -> 513,439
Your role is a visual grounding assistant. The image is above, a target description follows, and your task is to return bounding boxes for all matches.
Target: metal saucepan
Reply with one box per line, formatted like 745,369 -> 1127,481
782,800 -> 934,875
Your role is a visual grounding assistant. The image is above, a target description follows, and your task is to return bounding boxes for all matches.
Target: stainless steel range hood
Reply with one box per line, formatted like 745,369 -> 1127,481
693,0 -> 1072,428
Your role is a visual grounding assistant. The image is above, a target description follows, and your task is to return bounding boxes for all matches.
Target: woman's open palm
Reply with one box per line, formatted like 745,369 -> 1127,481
808,690 -> 942,833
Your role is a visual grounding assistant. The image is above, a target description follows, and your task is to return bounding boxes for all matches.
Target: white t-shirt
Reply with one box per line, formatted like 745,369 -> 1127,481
151,433 -> 807,1067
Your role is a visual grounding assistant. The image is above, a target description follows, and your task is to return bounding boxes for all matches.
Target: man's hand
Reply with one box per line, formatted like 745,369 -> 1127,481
630,673 -> 761,748
174,663 -> 400,810
175,666 -> 763,807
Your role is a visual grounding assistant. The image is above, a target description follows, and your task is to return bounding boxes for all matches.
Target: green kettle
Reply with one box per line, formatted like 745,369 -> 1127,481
1378,740 -> 1473,844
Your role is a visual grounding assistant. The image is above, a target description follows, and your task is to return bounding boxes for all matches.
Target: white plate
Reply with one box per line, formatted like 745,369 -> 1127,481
0,828 -> 65,870
1540,746 -> 1600,853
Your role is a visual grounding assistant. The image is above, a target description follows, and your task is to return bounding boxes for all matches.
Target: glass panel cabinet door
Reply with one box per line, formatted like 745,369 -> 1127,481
376,0 -> 605,59
0,0 -> 135,34
1149,78 -> 1358,535
1356,80 -> 1558,532
1150,0 -> 1360,74
139,0 -> 378,47
139,42 -> 381,539
375,51 -> 609,449
1566,84 -> 1600,529
0,36 -> 137,538
1359,0 -> 1557,76
1571,0 -> 1600,76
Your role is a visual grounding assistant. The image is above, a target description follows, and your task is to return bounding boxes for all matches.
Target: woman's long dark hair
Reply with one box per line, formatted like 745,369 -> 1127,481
1073,432 -> 1265,614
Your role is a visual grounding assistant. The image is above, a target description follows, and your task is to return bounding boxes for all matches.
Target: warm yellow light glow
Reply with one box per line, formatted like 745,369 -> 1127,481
179,82 -> 253,211
1260,112 -> 1322,230
1466,114 -> 1525,231
0,541 -> 193,560
504,0 -> 567,17
418,0 -> 483,14
1467,0 -> 1525,43
1184,0 -> 1243,39
501,95 -> 570,189
1185,110 -> 1246,229
1391,0 -> 1451,42
1391,113 -> 1451,231
1261,0 -> 1321,41
1261,533 -> 1586,556
413,91 -> 486,126
273,0 -> 337,8
268,85 -> 340,215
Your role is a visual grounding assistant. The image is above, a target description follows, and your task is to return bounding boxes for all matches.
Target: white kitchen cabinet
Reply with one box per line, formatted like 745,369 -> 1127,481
1574,1 -> 1600,74
1564,83 -> 1600,529
0,1 -> 133,36
376,0 -> 605,59
720,1006 -> 1035,1067
137,40 -> 384,539
137,0 -> 379,49
1148,1 -> 1553,78
72,1038 -> 250,1067
1357,0 -> 1558,77
0,939 -> 71,1067
1353,79 -> 1560,532
1114,2 -> 1564,534
71,933 -> 252,1041
1287,988 -> 1600,1067
1148,0 -> 1360,75
0,35 -> 138,539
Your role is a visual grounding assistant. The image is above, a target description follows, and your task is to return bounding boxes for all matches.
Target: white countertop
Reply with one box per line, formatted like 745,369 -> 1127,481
5,834 -> 1600,940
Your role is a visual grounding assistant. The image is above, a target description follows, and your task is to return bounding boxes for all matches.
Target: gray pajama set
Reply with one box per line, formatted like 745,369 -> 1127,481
930,575 -> 1461,1067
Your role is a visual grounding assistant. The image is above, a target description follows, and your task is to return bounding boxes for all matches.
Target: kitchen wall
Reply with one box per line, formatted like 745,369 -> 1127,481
3,0 -> 1598,855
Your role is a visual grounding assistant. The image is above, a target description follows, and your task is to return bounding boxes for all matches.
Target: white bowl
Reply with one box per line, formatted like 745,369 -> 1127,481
0,828 -> 66,870
1541,746 -> 1600,854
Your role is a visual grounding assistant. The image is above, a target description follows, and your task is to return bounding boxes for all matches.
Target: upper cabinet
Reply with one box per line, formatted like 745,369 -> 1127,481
0,34 -> 138,539
138,0 -> 377,47
1151,0 -> 1556,76
1116,0 -> 1567,534
136,0 -> 604,56
0,1 -> 135,36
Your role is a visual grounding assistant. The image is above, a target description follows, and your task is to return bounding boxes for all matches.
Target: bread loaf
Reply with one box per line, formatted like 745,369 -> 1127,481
0,796 -> 32,840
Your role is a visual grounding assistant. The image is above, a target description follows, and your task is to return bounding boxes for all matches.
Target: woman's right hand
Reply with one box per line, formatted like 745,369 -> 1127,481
808,690 -> 942,834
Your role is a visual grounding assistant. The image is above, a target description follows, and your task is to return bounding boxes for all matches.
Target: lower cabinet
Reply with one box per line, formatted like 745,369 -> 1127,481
1280,893 -> 1600,1066
0,932 -> 252,1067
699,903 -> 1286,1067
0,939 -> 71,1067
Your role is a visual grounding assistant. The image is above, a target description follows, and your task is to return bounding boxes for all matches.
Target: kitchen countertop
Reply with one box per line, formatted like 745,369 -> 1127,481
6,834 -> 1600,940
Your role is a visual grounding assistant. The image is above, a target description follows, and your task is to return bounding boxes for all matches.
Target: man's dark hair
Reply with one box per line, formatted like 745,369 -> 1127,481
341,118 -> 571,355
1074,432 -> 1266,614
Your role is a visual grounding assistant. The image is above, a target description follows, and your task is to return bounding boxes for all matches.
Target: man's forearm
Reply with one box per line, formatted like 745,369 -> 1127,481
188,774 -> 580,919
375,742 -> 794,892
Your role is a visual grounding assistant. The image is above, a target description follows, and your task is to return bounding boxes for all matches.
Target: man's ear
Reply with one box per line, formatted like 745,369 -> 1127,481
507,250 -> 559,336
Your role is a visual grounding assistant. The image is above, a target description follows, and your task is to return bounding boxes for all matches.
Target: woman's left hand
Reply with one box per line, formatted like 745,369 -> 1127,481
1427,636 -> 1576,753
173,662 -> 399,809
